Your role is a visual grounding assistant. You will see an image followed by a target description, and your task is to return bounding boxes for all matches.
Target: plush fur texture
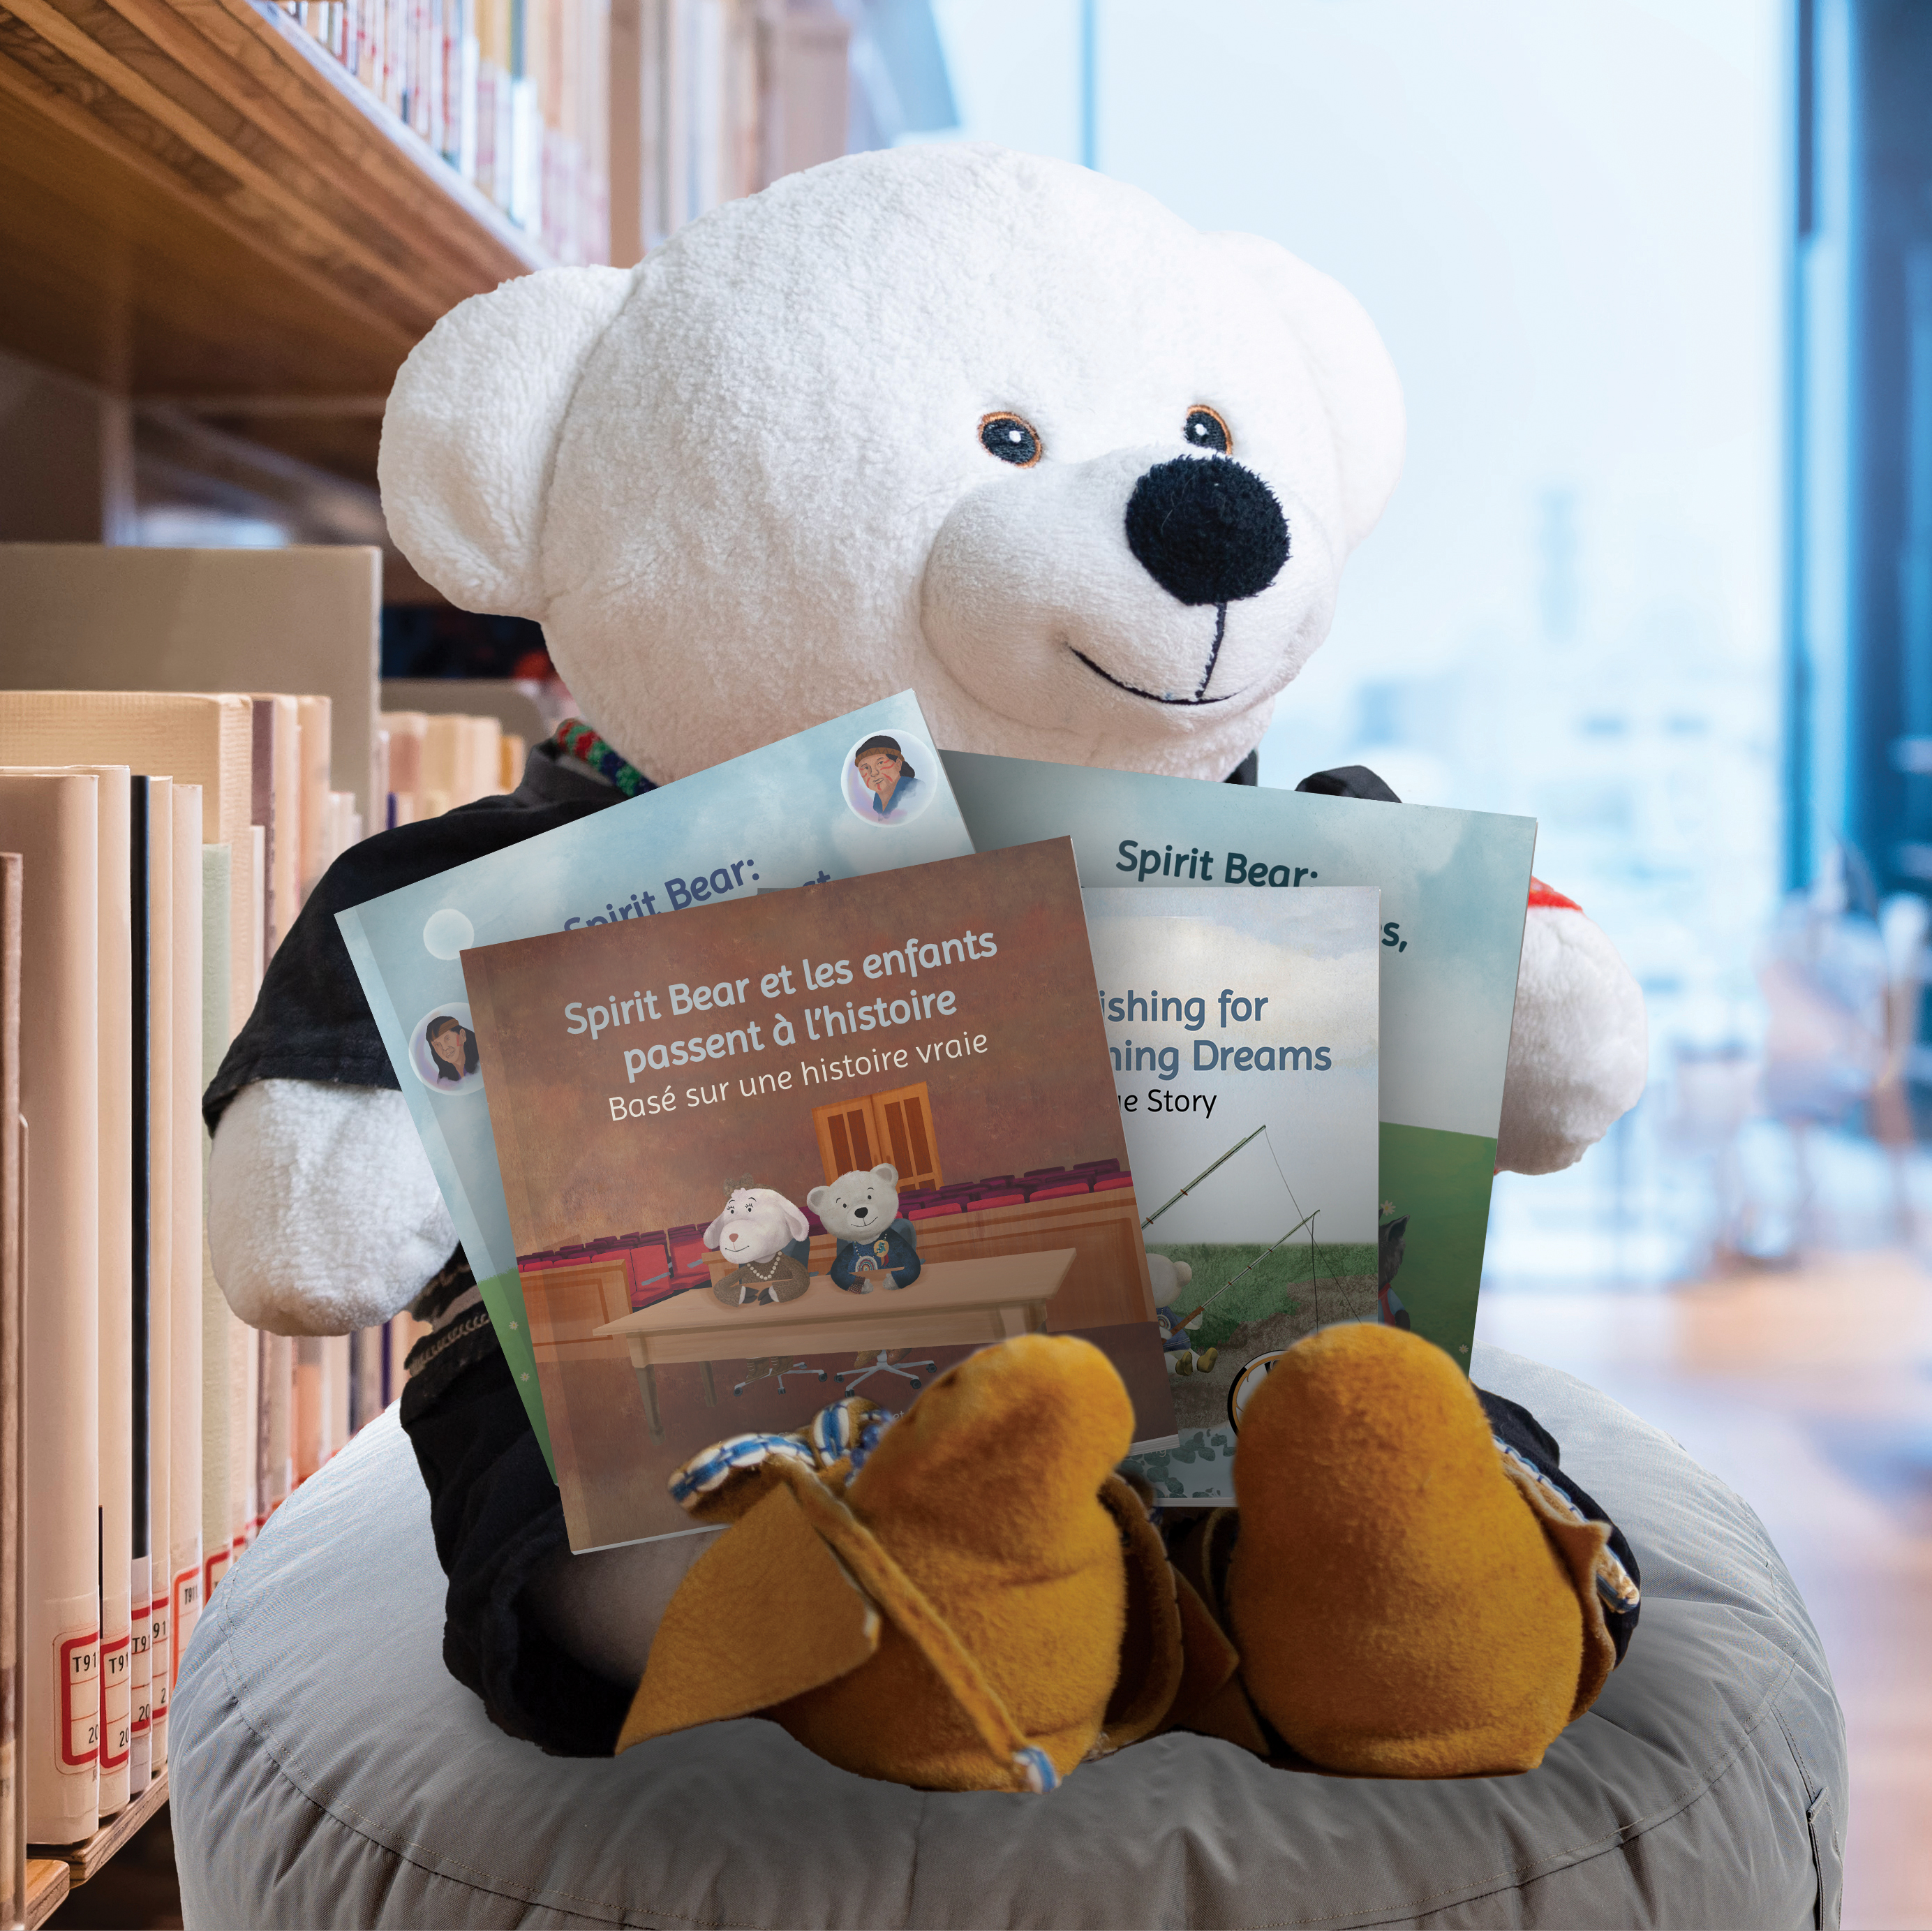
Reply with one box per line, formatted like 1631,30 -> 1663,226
1228,1323 -> 1584,1777
1496,905 -> 1649,1176
623,1334 -> 1138,1788
378,145 -> 1404,785
206,1080 -> 455,1334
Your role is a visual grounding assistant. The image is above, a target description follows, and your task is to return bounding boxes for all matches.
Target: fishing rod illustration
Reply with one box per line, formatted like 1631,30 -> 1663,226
1167,1208 -> 1318,1333
1139,1123 -> 1267,1230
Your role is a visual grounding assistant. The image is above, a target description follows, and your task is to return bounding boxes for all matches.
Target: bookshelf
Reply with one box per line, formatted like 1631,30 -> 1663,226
24,1859 -> 66,1931
0,0 -> 553,485
40,1768 -> 170,1889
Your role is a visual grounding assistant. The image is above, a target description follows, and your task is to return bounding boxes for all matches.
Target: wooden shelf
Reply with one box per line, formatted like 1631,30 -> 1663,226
0,0 -> 551,479
29,1764 -> 169,1894
24,1858 -> 68,1931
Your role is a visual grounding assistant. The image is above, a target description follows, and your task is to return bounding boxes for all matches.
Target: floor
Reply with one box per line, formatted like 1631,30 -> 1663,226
1478,1251 -> 1932,1931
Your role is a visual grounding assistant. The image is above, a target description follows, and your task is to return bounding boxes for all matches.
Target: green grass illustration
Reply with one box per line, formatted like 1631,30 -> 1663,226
1147,1241 -> 1375,1353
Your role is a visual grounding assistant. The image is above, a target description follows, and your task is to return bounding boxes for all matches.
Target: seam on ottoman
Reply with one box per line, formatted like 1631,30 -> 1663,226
1204,1645 -> 1801,1930
207,1615 -> 772,1930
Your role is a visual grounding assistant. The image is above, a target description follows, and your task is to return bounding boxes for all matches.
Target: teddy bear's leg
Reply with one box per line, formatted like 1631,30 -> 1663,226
207,1079 -> 457,1333
1226,1323 -> 1596,1777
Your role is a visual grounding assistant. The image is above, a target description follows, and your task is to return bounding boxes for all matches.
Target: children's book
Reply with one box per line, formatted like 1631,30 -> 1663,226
337,695 -> 974,1470
945,753 -> 1536,1375
1084,886 -> 1381,1501
461,839 -> 1175,1551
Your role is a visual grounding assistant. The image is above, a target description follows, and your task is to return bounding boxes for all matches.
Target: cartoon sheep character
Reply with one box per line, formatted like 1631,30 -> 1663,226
704,1186 -> 811,1306
808,1164 -> 921,1293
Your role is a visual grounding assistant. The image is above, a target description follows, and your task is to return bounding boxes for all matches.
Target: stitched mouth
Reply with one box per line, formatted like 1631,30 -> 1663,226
1071,604 -> 1240,706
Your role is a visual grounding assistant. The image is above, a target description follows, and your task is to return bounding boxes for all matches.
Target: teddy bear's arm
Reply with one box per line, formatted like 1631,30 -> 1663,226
207,1078 -> 457,1335
1494,900 -> 1648,1176
1295,772 -> 1644,1178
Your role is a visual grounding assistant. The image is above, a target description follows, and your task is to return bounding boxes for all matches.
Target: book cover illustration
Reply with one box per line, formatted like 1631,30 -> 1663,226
460,839 -> 1175,1552
946,752 -> 1536,1370
336,694 -> 974,1467
1083,886 -> 1381,1502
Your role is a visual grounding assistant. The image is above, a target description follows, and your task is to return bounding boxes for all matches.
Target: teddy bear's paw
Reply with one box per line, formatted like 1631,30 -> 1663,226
1226,1323 -> 1584,1777
207,1079 -> 457,1333
1496,900 -> 1647,1174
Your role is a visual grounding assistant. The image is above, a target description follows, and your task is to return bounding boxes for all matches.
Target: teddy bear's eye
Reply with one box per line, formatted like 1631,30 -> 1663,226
979,413 -> 1042,467
1186,406 -> 1232,454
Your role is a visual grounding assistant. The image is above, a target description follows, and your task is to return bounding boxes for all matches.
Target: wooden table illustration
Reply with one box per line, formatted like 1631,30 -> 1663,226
593,1250 -> 1076,1372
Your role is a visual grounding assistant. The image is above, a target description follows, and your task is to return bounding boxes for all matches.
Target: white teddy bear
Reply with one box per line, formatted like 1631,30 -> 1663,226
197,141 -> 1646,1756
806,1164 -> 921,1294
209,140 -> 1642,1345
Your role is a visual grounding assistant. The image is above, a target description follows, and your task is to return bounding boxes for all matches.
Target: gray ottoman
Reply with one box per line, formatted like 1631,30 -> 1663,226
169,1345 -> 1846,1928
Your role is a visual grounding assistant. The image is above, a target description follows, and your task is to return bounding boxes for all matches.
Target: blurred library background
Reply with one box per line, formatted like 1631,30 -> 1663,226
3,0 -> 1930,1925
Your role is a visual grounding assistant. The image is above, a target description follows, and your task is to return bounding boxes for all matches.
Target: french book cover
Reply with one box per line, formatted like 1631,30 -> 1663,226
1083,885 -> 1382,1502
461,839 -> 1175,1552
337,692 -> 974,1467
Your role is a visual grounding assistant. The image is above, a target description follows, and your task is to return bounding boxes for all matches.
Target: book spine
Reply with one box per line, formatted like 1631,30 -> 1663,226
265,1333 -> 292,1521
295,697 -> 332,908
127,776 -> 151,1799
458,6 -> 479,180
0,852 -> 22,1924
230,1289 -> 255,1569
144,782 -> 174,1774
323,1335 -> 351,1460
200,843 -> 233,1608
253,1327 -> 271,1541
3,775 -> 101,1845
168,786 -> 203,1710
94,771 -> 133,1821
126,1555 -> 148,1796
292,1339 -> 322,1484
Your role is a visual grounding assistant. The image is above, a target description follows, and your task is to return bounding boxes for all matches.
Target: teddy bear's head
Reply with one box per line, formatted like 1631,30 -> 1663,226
380,145 -> 1404,785
806,1164 -> 901,1241
702,1185 -> 808,1265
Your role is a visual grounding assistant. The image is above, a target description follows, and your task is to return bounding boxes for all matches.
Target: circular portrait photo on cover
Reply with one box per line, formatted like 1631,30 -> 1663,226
843,730 -> 936,828
410,1001 -> 484,1096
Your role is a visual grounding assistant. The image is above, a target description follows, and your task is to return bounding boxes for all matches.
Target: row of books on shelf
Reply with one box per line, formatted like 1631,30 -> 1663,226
0,690 -> 436,1863
278,0 -> 611,265
381,707 -> 525,825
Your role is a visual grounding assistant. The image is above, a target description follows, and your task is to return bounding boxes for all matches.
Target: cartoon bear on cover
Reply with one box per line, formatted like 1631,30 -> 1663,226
200,143 -> 1648,1773
808,1164 -> 921,1292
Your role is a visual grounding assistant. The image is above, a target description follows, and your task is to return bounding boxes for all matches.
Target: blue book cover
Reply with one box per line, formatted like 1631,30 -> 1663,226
338,696 -> 974,1466
1085,885 -> 1382,1500
945,752 -> 1536,1377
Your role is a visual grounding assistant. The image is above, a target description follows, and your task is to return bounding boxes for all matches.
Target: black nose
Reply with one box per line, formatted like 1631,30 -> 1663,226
1124,455 -> 1289,607
853,1205 -> 870,1220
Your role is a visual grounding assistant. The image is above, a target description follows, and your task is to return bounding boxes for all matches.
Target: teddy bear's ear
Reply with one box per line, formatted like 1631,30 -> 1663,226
805,1185 -> 831,1216
871,1164 -> 899,1188
378,265 -> 634,618
1211,232 -> 1406,552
